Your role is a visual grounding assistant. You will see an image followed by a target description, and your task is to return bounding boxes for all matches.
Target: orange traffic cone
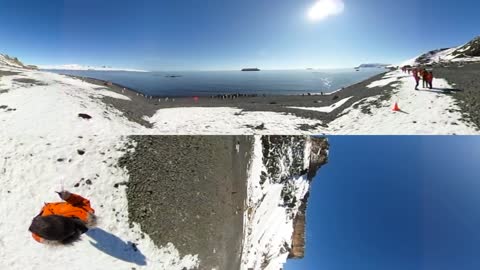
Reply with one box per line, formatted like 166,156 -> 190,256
393,102 -> 401,112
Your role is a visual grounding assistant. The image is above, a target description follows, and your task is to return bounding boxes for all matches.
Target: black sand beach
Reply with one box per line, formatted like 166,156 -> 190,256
119,136 -> 252,270
78,72 -> 394,130
83,62 -> 480,131
433,62 -> 480,130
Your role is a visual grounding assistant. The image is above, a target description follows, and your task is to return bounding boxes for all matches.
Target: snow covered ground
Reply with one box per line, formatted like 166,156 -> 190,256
145,107 -> 324,135
240,137 -> 312,270
0,66 -> 144,137
327,70 -> 478,135
146,70 -> 478,135
1,63 -> 478,135
0,136 -> 199,270
287,96 -> 353,113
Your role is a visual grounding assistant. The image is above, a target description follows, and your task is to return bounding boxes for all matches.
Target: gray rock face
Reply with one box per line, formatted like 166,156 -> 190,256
452,36 -> 480,58
415,36 -> 480,65
289,137 -> 329,259
0,53 -> 34,69
416,48 -> 451,64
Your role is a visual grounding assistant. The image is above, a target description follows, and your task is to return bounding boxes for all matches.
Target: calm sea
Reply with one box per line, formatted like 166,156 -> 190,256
47,68 -> 385,97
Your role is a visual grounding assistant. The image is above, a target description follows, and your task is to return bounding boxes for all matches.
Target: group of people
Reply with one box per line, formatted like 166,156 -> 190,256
209,93 -> 261,99
401,66 -> 434,90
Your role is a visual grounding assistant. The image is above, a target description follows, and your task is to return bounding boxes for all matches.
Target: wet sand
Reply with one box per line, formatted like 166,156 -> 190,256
118,136 -> 252,270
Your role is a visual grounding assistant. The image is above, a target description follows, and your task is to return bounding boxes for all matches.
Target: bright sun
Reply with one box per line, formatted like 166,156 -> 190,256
308,0 -> 345,21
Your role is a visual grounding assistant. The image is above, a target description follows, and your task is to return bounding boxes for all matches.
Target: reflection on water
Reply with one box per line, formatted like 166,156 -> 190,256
47,68 -> 385,97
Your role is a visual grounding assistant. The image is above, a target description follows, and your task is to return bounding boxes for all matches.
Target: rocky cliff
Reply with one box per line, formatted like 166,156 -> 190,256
412,36 -> 480,65
289,137 -> 329,259
241,136 -> 329,270
0,53 -> 37,69
451,36 -> 480,58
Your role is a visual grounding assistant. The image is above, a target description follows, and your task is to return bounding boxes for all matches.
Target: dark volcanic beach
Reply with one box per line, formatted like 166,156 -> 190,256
433,62 -> 480,130
79,62 -> 480,132
118,136 -> 252,270
76,71 -> 394,130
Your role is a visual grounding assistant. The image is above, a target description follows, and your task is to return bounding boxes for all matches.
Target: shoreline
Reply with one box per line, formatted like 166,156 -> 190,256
65,72 -> 386,99
2,60 -> 479,134
66,71 -> 390,129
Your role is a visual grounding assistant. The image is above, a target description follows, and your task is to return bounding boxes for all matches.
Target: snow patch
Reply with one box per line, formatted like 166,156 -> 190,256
366,72 -> 404,88
287,96 -> 353,113
0,67 -> 144,136
328,70 -> 478,134
93,89 -> 132,101
145,107 -> 324,135
0,136 -> 198,269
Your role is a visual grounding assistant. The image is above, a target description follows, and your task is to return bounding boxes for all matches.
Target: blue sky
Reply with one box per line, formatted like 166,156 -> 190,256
0,0 -> 479,70
286,136 -> 480,270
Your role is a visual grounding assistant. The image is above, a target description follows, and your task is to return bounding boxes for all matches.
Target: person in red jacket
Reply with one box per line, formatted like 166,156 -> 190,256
412,68 -> 420,90
29,191 -> 96,244
426,71 -> 434,89
422,69 -> 429,88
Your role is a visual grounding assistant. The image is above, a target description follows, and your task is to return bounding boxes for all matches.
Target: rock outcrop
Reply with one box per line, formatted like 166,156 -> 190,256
289,137 -> 329,259
411,36 -> 480,65
0,53 -> 37,69
451,36 -> 480,58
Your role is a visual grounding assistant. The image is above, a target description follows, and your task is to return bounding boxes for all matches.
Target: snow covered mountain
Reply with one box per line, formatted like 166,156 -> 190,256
0,54 -> 37,69
449,36 -> 480,59
241,136 -> 329,270
355,63 -> 390,69
402,36 -> 480,66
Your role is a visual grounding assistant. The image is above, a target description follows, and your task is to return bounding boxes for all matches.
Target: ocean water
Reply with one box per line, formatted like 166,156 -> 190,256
47,69 -> 385,97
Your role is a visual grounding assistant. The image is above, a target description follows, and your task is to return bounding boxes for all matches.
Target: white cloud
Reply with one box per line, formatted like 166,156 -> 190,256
308,0 -> 345,21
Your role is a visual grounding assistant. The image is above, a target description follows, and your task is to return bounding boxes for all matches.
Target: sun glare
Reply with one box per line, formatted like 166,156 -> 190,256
308,0 -> 344,21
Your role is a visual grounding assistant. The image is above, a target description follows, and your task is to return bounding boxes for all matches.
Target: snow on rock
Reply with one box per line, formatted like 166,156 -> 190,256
418,48 -> 458,64
287,96 -> 353,113
401,37 -> 480,66
328,70 -> 478,135
399,55 -> 420,67
0,54 -> 24,68
241,136 -> 313,270
0,136 -> 198,270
